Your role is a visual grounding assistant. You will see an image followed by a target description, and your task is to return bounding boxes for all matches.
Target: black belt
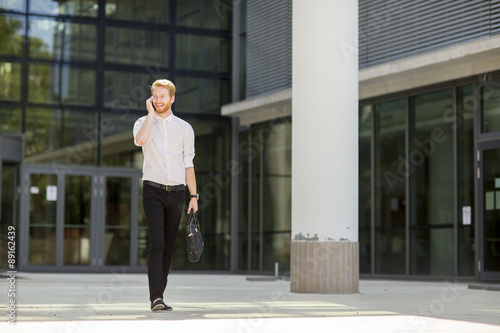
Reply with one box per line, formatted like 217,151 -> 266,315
144,180 -> 185,192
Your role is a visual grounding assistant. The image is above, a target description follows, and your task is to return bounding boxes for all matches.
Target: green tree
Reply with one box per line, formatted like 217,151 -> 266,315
0,14 -> 24,56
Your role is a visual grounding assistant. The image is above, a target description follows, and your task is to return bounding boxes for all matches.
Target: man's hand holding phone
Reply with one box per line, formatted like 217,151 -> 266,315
146,97 -> 156,115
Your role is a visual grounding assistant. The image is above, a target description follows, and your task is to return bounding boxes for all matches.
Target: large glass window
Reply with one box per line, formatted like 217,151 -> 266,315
28,64 -> 96,106
374,99 -> 406,275
176,34 -> 229,72
101,110 -> 143,168
359,105 -> 371,274
29,0 -> 98,17
457,84 -> 475,277
0,62 -> 21,102
409,89 -> 454,276
105,26 -> 169,66
0,14 -> 25,56
0,0 -> 24,12
103,71 -> 151,108
28,18 -> 97,61
481,77 -> 500,133
177,0 -> 230,30
175,76 -> 230,114
262,119 -> 291,272
25,108 -> 98,165
0,106 -> 22,133
237,118 -> 292,273
105,0 -> 170,24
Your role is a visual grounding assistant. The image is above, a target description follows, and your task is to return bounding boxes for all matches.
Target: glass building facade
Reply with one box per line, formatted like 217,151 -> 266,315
356,0 -> 500,281
359,83 -> 473,278
238,118 -> 292,273
1,1 -> 499,281
359,75 -> 500,280
0,0 -> 233,272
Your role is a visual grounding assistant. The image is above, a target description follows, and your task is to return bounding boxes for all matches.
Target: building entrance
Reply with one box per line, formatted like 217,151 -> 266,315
19,164 -> 143,272
478,143 -> 500,281
476,73 -> 500,281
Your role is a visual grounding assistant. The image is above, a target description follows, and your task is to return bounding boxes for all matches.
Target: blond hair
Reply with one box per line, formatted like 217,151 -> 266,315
150,79 -> 176,97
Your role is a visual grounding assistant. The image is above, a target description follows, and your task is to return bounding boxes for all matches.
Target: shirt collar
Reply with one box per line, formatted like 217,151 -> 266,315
154,112 -> 175,123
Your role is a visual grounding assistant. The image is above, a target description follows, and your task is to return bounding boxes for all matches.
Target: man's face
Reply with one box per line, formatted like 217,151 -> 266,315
152,87 -> 175,113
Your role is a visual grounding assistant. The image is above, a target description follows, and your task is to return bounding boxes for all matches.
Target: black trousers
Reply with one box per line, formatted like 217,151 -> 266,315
142,183 -> 185,302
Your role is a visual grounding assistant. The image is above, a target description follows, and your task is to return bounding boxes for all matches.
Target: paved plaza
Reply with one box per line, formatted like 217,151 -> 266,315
1,272 -> 500,332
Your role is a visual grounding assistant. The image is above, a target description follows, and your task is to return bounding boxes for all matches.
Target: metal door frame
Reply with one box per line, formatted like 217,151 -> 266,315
475,75 -> 500,281
19,164 -> 143,272
476,140 -> 500,281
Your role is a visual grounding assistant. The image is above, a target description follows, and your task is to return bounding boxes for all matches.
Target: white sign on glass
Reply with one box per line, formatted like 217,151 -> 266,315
46,186 -> 57,201
462,206 -> 471,225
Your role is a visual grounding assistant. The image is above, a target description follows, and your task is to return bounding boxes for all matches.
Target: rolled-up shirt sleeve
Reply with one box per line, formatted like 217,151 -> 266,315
183,124 -> 195,168
133,116 -> 149,147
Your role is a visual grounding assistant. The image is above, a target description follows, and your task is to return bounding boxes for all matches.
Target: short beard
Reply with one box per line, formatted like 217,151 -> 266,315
155,103 -> 171,113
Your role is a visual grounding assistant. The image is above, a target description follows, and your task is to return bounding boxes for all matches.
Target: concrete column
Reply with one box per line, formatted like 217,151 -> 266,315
291,0 -> 359,293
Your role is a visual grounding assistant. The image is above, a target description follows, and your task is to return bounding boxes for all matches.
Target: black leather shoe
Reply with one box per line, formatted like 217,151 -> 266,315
160,302 -> 173,311
151,299 -> 166,311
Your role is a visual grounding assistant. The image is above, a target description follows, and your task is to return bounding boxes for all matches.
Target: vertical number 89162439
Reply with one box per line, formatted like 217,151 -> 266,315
7,226 -> 16,270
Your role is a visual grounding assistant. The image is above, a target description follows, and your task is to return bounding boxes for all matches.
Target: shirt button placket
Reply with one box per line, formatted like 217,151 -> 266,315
164,120 -> 170,179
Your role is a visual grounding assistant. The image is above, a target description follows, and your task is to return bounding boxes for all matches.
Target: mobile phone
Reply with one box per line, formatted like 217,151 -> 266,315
150,101 -> 156,111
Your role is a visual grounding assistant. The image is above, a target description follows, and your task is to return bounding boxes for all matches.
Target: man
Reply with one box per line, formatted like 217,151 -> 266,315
133,79 -> 199,311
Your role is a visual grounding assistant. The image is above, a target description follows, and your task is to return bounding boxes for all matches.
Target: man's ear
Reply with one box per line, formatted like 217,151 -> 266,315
171,96 -> 175,104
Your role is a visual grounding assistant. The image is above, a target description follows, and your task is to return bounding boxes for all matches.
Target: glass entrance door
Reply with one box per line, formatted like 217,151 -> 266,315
102,175 -> 132,266
63,174 -> 91,266
20,166 -> 141,272
27,173 -> 58,266
477,75 -> 500,281
0,164 -> 19,270
478,144 -> 500,280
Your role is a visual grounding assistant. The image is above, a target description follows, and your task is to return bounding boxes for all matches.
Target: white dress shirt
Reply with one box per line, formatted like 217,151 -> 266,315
133,112 -> 195,186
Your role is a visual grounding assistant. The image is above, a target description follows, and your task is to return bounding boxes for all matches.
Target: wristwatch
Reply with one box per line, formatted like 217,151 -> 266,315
191,194 -> 199,200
